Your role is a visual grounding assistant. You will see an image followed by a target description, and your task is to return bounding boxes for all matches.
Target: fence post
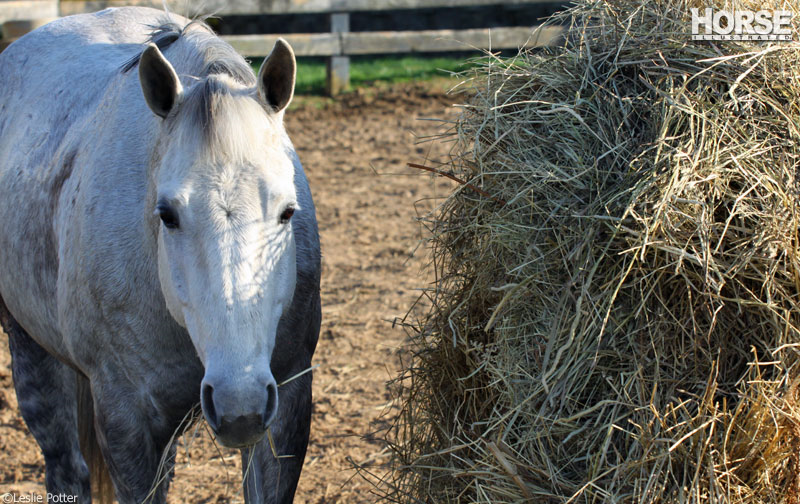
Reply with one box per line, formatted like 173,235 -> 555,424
326,12 -> 349,96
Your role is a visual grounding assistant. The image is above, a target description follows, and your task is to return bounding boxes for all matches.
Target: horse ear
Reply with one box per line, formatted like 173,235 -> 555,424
257,38 -> 296,113
139,43 -> 183,119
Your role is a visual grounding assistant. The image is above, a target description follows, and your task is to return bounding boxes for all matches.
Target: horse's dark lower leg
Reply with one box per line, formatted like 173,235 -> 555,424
2,302 -> 91,500
91,380 -> 181,504
242,371 -> 312,504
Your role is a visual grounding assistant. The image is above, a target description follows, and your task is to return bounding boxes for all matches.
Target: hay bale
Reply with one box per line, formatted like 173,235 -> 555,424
388,0 -> 800,502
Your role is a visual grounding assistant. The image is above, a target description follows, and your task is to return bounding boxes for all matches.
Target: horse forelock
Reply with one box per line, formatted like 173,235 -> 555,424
168,74 -> 282,166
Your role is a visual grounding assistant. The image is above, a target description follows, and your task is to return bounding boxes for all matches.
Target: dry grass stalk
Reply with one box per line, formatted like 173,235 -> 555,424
384,0 -> 800,502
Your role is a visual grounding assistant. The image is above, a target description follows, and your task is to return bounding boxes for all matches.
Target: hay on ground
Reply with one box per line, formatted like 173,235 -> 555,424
387,0 -> 800,502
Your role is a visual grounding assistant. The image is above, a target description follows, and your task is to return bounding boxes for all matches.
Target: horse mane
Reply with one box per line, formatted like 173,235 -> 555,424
120,16 -> 255,87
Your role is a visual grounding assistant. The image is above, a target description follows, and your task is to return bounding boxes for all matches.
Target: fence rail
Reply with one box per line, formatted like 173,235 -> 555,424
58,0 -> 555,16
0,1 -> 57,23
1,0 -> 563,94
223,26 -> 562,57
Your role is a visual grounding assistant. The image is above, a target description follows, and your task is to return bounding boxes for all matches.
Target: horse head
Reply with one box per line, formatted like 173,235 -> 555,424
139,39 -> 298,448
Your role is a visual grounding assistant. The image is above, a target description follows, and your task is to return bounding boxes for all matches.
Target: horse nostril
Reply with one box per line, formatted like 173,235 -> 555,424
201,383 -> 219,431
262,382 -> 279,428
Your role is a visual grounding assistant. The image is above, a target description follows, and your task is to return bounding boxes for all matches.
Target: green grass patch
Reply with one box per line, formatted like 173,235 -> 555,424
252,55 -> 474,95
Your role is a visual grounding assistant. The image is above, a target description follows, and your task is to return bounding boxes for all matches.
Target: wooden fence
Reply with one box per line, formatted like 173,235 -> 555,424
1,0 -> 563,94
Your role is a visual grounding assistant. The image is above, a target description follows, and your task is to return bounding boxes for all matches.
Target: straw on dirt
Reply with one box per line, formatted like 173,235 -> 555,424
386,0 -> 800,502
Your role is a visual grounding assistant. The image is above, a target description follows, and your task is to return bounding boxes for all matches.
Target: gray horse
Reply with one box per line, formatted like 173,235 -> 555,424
0,7 -> 320,503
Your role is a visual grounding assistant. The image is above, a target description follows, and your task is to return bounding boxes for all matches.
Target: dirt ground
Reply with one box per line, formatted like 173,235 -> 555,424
0,82 -> 459,503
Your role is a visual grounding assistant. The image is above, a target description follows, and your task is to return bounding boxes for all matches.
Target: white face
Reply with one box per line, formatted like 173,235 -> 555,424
156,150 -> 297,366
154,98 -> 298,446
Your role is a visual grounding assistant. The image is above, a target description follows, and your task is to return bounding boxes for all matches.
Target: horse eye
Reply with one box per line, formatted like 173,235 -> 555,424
158,205 -> 180,230
279,206 -> 295,224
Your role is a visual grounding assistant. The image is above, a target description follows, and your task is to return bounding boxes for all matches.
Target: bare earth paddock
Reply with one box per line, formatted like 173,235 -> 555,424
0,82 -> 456,503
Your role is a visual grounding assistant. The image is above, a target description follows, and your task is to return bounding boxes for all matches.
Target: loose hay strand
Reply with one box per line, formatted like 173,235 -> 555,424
385,0 -> 800,502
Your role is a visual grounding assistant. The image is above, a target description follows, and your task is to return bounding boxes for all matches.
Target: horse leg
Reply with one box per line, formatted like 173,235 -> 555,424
3,308 -> 91,499
241,371 -> 313,504
90,381 -> 181,504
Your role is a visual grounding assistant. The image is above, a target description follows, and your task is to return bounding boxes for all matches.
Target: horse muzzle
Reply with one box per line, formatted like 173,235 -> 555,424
200,373 -> 279,448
